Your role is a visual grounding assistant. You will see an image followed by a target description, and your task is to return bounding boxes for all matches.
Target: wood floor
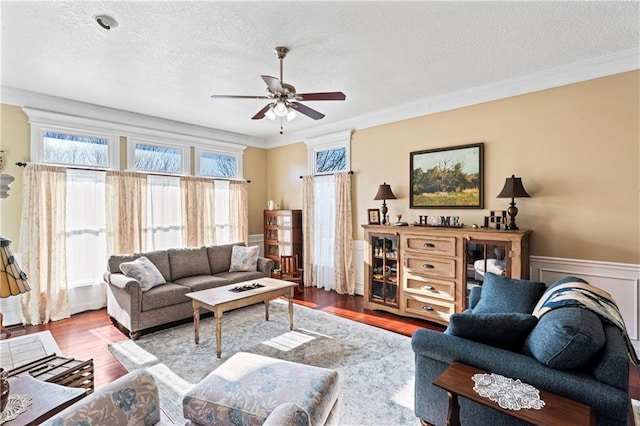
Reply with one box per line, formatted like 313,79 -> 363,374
5,287 -> 640,402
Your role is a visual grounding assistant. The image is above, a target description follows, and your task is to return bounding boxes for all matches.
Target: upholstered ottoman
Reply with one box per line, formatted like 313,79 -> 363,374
183,352 -> 340,426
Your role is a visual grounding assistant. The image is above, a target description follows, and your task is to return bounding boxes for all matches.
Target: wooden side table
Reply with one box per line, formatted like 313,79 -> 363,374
3,375 -> 86,425
432,362 -> 594,426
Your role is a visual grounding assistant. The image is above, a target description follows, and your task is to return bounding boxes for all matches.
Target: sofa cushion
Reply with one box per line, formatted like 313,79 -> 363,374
109,250 -> 171,282
445,312 -> 538,351
174,275 -> 231,292
118,256 -> 166,292
472,273 -> 546,314
141,282 -> 190,312
215,271 -> 268,284
207,243 -> 243,274
168,247 -> 211,281
229,245 -> 260,272
523,306 -> 606,369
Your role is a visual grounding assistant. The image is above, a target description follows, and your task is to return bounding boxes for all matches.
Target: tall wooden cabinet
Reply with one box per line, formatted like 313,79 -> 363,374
362,225 -> 531,326
264,210 -> 302,270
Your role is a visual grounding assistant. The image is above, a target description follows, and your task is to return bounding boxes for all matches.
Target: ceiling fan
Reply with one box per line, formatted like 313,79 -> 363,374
211,46 -> 346,126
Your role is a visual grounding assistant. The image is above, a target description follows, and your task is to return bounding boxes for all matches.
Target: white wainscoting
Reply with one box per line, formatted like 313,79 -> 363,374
530,256 -> 640,350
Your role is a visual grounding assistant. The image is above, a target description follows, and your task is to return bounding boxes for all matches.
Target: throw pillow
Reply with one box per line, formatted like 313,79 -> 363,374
445,313 -> 539,351
472,273 -> 546,314
119,256 -> 166,292
229,245 -> 260,272
523,306 -> 605,369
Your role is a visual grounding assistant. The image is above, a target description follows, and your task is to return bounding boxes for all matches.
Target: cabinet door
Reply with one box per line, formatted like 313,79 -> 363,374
370,234 -> 399,307
464,239 -> 512,308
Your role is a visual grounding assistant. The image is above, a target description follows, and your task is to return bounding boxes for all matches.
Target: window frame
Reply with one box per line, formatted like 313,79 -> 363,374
194,144 -> 245,179
126,137 -> 190,175
305,130 -> 352,176
30,123 -> 119,170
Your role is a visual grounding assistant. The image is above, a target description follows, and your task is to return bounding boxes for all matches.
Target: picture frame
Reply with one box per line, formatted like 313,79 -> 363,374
367,208 -> 381,225
410,142 -> 484,209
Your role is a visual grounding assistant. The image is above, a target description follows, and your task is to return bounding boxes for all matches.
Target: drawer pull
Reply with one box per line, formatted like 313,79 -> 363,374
423,243 -> 436,248
421,285 -> 434,291
422,263 -> 435,269
422,305 -> 434,311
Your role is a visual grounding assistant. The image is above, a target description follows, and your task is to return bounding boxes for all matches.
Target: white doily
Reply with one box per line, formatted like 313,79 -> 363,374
0,394 -> 33,424
472,373 -> 546,411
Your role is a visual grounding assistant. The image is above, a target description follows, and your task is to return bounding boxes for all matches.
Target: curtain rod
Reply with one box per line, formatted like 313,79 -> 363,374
15,162 -> 251,183
299,171 -> 354,179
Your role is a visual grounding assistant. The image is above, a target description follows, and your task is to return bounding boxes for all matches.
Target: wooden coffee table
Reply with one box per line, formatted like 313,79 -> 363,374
186,277 -> 297,358
432,362 -> 594,426
4,375 -> 87,425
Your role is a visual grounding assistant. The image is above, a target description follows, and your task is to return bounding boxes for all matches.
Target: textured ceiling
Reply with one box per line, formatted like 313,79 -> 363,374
1,1 -> 639,144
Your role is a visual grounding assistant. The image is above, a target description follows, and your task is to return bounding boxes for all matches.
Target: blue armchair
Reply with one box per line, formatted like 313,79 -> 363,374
411,274 -> 631,425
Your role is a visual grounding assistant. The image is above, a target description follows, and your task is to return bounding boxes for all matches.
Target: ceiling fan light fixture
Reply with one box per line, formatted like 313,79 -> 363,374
274,101 -> 288,117
286,109 -> 298,121
265,107 -> 276,121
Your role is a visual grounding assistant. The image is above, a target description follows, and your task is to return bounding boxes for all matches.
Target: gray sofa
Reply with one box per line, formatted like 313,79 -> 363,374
412,274 -> 631,425
105,243 -> 274,339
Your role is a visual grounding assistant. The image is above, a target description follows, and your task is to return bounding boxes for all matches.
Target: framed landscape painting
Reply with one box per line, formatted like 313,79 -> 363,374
410,143 -> 484,209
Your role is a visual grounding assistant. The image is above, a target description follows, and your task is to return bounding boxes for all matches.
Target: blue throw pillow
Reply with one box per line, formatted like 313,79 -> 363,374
523,306 -> 605,369
445,313 -> 538,350
472,273 -> 546,314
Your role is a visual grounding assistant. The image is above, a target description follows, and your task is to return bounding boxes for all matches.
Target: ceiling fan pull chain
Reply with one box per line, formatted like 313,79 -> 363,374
280,117 -> 284,135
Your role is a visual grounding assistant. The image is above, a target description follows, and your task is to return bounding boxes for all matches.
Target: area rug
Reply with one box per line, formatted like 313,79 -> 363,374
108,299 -> 419,425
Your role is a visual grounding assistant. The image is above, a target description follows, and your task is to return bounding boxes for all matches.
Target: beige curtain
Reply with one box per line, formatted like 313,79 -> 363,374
302,176 -> 314,287
106,171 -> 147,255
20,164 -> 71,325
181,176 -> 216,247
229,180 -> 248,245
333,172 -> 355,294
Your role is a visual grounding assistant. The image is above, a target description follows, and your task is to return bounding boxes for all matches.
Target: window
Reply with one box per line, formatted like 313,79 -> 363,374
214,180 -> 231,243
129,141 -> 188,174
195,146 -> 244,179
315,147 -> 346,173
306,130 -> 351,175
200,152 -> 238,177
147,175 -> 183,250
43,131 -> 109,167
66,169 -> 107,287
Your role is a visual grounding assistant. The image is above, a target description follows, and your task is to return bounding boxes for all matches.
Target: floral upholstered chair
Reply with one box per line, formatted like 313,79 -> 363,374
42,369 -> 169,426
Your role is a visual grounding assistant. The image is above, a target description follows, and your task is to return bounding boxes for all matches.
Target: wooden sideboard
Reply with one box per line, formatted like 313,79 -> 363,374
362,225 -> 531,326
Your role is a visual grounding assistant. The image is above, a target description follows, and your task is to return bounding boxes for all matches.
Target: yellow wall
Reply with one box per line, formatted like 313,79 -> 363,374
0,105 -> 30,246
265,142 -> 307,210
244,146 -> 268,234
2,71 -> 639,264
269,71 -> 640,264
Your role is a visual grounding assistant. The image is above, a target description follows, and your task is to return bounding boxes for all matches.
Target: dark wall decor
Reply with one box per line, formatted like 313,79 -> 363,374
410,143 -> 484,208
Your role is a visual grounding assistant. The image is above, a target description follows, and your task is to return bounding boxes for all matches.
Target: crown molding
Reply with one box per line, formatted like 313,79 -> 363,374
2,87 -> 263,148
265,48 -> 640,148
2,48 -> 637,151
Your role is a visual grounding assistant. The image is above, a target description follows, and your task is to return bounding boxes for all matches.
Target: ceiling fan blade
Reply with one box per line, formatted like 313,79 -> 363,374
261,75 -> 284,93
296,92 -> 346,101
291,102 -> 325,120
251,104 -> 272,120
211,95 -> 269,100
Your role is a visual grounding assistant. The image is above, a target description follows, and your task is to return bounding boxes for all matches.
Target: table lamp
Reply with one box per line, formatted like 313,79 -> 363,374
0,237 -> 30,338
374,182 -> 397,225
497,175 -> 531,230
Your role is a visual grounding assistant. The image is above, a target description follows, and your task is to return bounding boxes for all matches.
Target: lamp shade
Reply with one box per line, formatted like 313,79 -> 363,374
497,175 -> 530,199
374,182 -> 397,201
0,237 -> 30,298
